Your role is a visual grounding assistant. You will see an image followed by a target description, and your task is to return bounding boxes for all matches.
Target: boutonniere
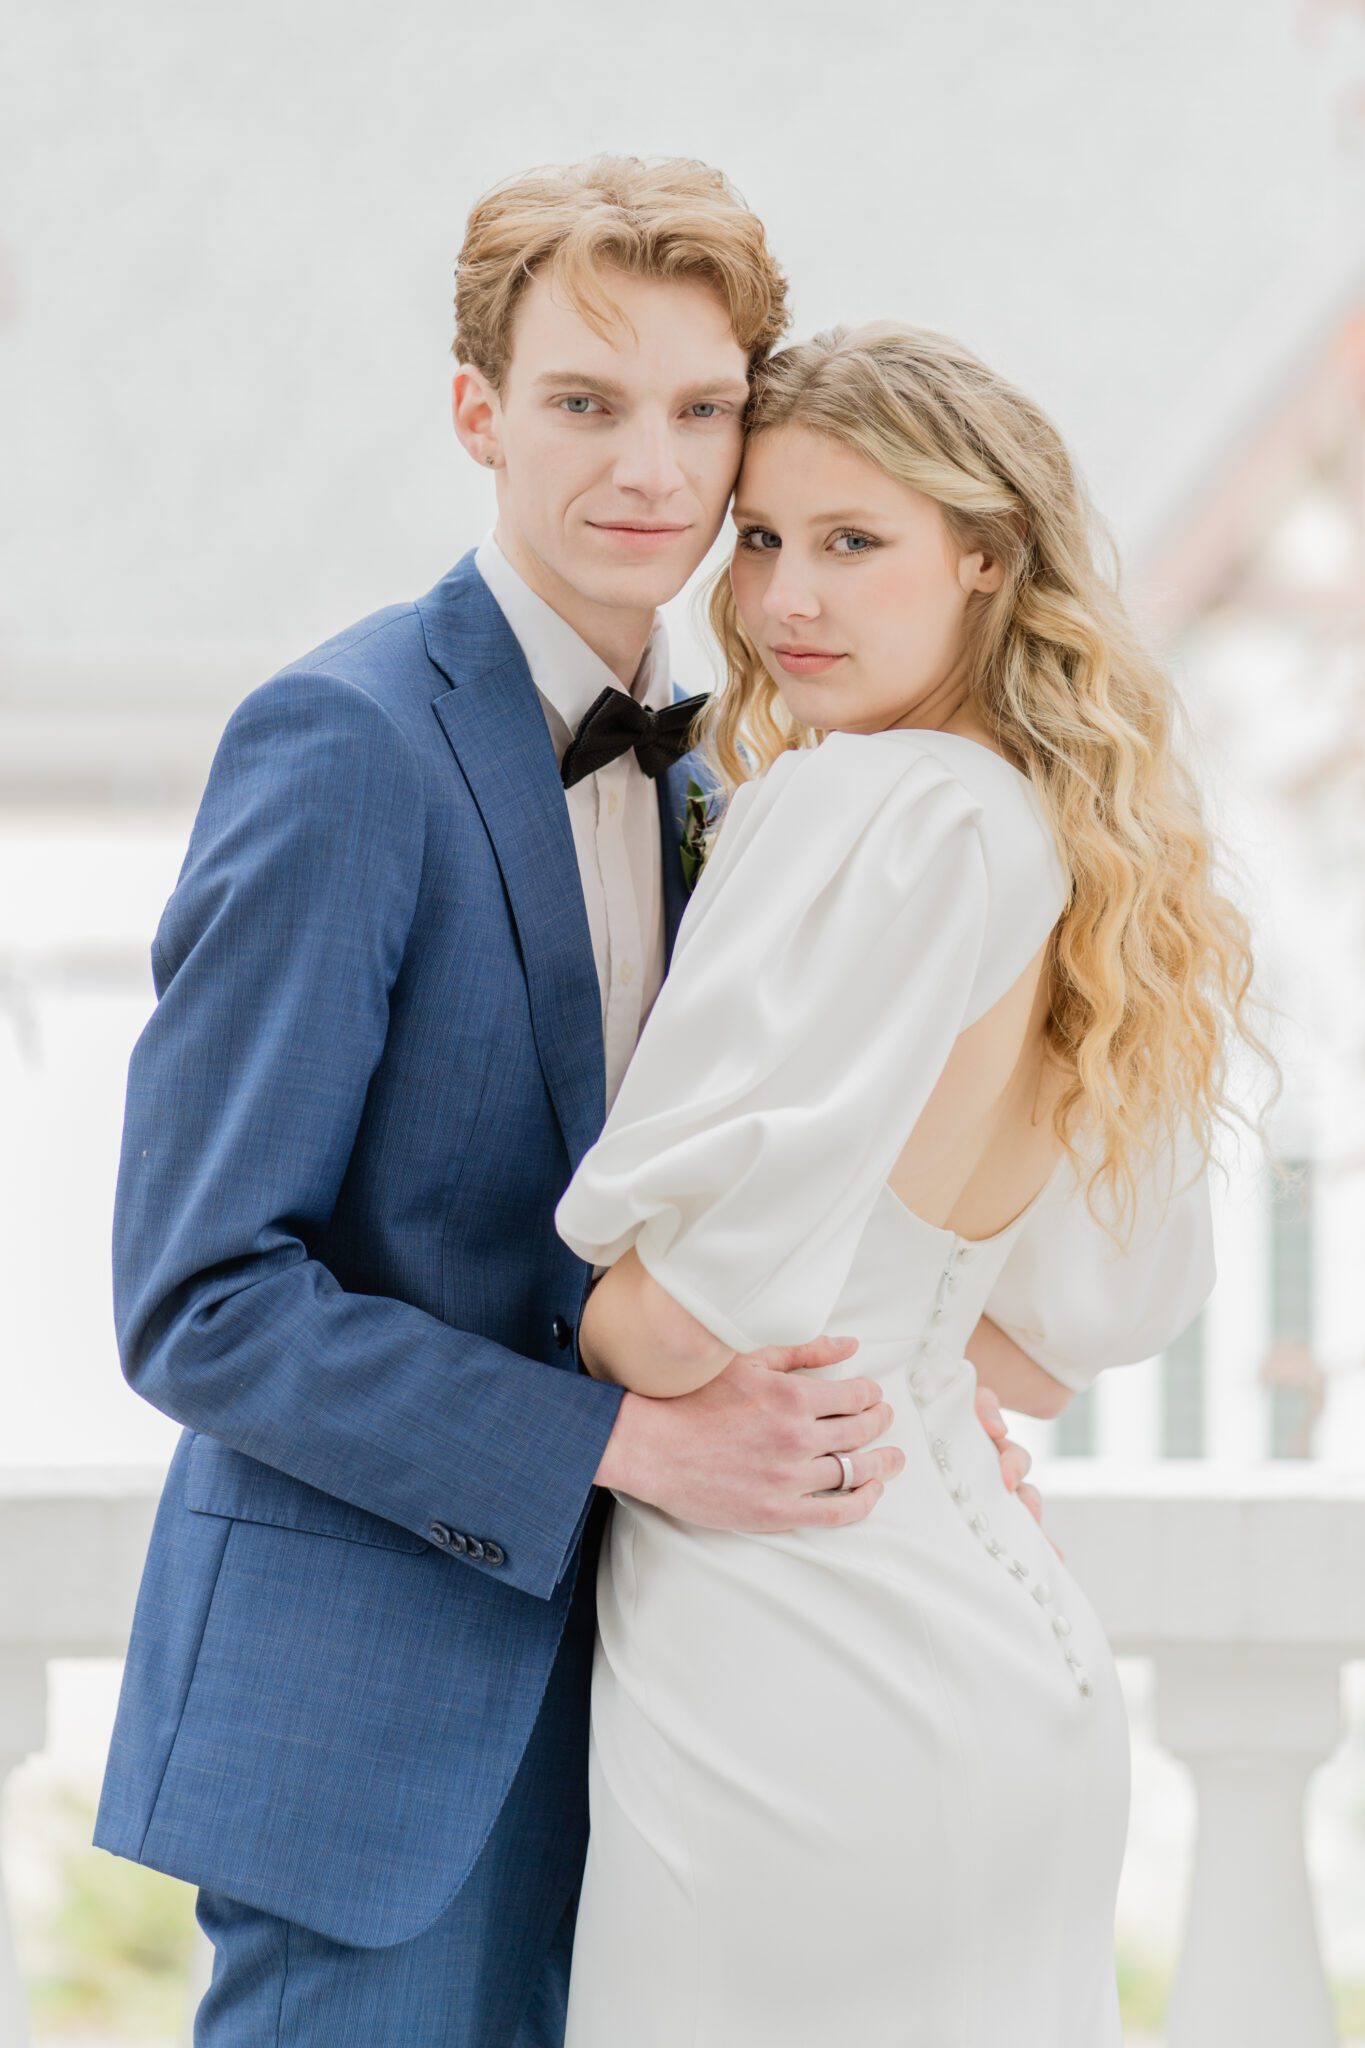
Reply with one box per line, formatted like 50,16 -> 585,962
679,777 -> 723,896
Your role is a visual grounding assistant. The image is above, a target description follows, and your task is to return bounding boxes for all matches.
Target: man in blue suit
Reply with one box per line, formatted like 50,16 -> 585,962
95,156 -> 1046,2044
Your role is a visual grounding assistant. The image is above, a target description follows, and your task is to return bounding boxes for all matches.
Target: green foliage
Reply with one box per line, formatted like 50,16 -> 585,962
1115,1944 -> 1170,2032
18,1781 -> 195,2039
1336,1978 -> 1365,2034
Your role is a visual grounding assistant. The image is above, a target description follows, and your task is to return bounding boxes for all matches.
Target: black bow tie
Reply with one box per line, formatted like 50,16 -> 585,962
560,688 -> 710,790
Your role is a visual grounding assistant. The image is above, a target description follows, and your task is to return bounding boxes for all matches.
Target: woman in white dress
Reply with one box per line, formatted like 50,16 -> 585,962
554,324 -> 1268,2046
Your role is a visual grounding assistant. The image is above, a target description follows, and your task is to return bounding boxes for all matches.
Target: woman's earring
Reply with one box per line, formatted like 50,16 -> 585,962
486,454 -> 495,467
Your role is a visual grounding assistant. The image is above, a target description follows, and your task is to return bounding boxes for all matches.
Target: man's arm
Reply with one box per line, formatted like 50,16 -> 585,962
115,671 -> 624,1602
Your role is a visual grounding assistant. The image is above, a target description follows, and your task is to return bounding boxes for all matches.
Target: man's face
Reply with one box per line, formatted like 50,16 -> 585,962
456,269 -> 750,637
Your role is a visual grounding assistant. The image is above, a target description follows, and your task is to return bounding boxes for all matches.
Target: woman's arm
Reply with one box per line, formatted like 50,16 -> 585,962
965,1314 -> 1074,1420
583,1261 -> 1075,1419
578,1251 -> 737,1398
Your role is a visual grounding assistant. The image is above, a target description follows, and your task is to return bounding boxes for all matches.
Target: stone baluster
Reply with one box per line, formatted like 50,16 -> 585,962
1155,1643 -> 1342,2048
0,1649 -> 47,2048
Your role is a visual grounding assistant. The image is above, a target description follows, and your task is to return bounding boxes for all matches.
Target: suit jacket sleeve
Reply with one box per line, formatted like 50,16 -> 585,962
114,668 -> 624,1600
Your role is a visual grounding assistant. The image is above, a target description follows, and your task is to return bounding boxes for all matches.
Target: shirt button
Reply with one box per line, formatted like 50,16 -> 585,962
466,1537 -> 486,1561
607,790 -> 620,816
619,960 -> 635,985
450,1531 -> 469,1555
552,1314 -> 573,1350
483,1541 -> 506,1567
428,1521 -> 451,1548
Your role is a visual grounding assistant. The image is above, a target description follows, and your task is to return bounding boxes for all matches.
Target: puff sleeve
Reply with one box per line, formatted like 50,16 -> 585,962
555,733 -> 1054,1356
984,1114 -> 1216,1393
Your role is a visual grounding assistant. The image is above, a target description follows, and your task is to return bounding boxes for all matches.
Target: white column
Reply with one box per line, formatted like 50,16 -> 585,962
1155,1644 -> 1341,2048
0,1650 -> 47,2048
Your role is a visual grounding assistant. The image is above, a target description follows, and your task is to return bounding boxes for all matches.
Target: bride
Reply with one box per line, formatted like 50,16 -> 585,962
553,322 -> 1265,2046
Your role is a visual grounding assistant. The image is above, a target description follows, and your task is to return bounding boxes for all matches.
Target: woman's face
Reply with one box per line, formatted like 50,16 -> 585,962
728,425 -> 1002,735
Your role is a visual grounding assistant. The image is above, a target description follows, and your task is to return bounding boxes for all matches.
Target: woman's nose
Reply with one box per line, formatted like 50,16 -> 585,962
762,563 -> 820,621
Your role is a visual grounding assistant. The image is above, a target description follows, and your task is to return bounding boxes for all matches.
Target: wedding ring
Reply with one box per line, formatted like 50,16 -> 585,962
831,1452 -> 856,1493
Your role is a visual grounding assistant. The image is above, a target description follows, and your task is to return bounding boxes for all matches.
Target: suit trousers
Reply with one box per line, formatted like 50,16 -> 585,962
192,1533 -> 599,2047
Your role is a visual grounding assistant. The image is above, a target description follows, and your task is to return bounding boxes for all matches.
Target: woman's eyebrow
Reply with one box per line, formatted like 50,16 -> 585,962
731,505 -> 881,525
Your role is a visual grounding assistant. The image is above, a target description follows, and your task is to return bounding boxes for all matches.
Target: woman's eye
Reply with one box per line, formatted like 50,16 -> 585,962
560,395 -> 602,415
737,527 -> 781,553
831,530 -> 877,555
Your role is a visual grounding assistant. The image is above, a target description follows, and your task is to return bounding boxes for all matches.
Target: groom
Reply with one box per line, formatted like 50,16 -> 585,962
95,156 -> 1052,2044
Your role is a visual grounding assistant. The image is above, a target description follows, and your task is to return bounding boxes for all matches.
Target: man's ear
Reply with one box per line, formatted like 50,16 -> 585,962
452,364 -> 502,469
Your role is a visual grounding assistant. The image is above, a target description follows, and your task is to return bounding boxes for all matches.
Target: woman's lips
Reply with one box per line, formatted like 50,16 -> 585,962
772,646 -> 846,676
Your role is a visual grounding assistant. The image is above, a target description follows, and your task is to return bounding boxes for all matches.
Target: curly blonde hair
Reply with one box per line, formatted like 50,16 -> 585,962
700,321 -> 1276,1232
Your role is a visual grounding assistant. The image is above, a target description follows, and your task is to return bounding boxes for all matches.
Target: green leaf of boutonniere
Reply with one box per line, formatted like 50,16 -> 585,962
680,776 -> 720,895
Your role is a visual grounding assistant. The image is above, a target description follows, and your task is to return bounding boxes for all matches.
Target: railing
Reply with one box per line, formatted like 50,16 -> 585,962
1,1463 -> 1362,2047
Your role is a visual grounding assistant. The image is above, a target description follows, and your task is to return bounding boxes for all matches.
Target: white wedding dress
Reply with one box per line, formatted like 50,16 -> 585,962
555,728 -> 1214,2047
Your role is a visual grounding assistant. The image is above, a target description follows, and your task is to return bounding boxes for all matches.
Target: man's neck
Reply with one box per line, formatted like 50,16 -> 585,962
493,523 -> 655,690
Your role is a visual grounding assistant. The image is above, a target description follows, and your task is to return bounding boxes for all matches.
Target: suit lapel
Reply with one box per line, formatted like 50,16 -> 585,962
422,557 -> 606,1172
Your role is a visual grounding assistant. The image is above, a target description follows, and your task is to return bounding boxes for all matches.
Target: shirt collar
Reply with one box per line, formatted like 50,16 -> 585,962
474,530 -> 674,760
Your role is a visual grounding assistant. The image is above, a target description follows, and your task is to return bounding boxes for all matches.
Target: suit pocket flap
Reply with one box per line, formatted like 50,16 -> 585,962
184,1434 -> 428,1553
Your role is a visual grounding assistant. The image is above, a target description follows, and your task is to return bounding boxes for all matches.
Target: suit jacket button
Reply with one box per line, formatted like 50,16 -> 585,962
428,1521 -> 452,1548
552,1314 -> 573,1350
483,1541 -> 505,1566
466,1536 -> 486,1561
450,1531 -> 468,1554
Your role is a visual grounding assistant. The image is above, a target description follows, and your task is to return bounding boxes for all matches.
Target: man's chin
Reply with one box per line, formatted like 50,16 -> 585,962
572,546 -> 706,613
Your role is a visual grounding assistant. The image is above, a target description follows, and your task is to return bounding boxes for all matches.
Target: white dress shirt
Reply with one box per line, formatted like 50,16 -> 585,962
474,531 -> 671,1117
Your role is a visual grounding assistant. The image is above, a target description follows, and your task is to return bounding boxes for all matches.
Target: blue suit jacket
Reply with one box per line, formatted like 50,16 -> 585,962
93,551 -> 708,1947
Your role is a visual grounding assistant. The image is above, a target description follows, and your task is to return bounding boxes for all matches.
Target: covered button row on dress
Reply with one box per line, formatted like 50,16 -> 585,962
929,1433 -> 1093,1698
907,1237 -> 980,1406
920,1242 -> 1094,1703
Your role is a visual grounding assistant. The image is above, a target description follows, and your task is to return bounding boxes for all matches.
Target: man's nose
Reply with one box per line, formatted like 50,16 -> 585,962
614,419 -> 687,499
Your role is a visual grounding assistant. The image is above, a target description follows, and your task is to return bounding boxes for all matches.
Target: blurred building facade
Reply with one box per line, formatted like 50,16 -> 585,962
5,0 -> 1362,1477
1045,298 -> 1365,1471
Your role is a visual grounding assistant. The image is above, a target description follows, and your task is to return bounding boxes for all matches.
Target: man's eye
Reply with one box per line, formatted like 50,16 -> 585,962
688,402 -> 721,418
560,396 -> 602,415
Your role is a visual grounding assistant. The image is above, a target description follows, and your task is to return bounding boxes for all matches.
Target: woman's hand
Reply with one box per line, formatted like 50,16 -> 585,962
973,1384 -> 1064,1562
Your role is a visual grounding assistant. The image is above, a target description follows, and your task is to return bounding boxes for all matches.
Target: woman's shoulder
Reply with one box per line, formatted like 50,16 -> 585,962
709,730 -> 1068,936
881,729 -> 1069,926
765,730 -> 1066,902
712,730 -> 983,889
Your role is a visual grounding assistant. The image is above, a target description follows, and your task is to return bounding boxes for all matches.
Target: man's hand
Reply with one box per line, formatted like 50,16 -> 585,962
594,1336 -> 905,1532
973,1386 -> 1064,1561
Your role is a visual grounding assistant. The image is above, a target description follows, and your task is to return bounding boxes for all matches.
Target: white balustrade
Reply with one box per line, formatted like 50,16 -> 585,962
1,1462 -> 1362,2046
1043,1462 -> 1365,2048
0,1469 -> 162,2048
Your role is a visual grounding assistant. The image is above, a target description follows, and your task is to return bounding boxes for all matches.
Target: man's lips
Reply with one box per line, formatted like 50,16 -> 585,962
771,644 -> 846,675
588,520 -> 691,549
